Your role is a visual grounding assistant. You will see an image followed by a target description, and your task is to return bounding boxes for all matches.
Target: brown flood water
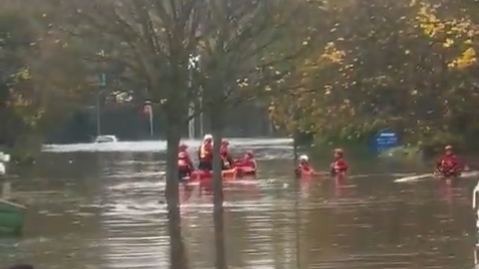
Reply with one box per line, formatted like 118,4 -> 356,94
0,140 -> 478,269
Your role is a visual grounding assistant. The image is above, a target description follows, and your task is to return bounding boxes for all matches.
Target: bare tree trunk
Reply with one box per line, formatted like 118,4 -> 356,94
211,113 -> 227,269
165,124 -> 189,269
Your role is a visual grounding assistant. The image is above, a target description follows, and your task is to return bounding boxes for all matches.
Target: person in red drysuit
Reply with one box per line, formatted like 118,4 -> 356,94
436,145 -> 463,178
178,143 -> 194,181
197,134 -> 213,171
330,148 -> 348,177
236,151 -> 257,169
295,154 -> 314,177
220,138 -> 234,170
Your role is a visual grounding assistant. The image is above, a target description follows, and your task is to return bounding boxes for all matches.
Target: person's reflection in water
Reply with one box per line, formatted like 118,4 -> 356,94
437,179 -> 454,206
334,177 -> 347,198
179,183 -> 195,203
300,178 -> 312,197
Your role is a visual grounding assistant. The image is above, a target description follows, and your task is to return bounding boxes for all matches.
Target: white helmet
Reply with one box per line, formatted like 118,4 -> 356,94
203,134 -> 213,141
299,155 -> 308,161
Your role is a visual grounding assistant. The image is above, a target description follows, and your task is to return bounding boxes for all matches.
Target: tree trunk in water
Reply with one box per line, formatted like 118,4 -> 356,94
211,114 -> 227,269
165,124 -> 188,269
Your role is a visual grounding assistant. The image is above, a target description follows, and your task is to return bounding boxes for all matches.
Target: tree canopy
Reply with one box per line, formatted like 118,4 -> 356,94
269,0 -> 479,150
0,4 -> 91,151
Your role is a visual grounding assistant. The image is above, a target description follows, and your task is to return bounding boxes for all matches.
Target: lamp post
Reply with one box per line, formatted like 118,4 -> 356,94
144,101 -> 154,137
96,50 -> 106,137
188,55 -> 201,139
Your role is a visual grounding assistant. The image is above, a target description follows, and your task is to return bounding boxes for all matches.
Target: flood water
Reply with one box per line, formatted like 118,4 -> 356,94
1,139 -> 478,268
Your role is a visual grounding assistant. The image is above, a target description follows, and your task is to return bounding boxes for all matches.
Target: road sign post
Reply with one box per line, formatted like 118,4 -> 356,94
372,129 -> 399,152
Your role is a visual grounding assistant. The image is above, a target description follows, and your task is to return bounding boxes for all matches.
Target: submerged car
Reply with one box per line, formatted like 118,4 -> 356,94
94,135 -> 118,143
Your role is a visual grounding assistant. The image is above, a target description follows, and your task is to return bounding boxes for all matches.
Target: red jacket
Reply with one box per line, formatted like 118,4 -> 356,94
298,163 -> 313,172
220,146 -> 233,165
331,159 -> 348,173
436,155 -> 461,172
178,151 -> 193,170
295,162 -> 314,177
198,142 -> 213,162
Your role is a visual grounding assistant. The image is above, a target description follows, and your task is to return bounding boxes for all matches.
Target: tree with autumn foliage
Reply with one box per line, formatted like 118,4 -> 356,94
270,0 -> 479,153
0,5 -> 91,160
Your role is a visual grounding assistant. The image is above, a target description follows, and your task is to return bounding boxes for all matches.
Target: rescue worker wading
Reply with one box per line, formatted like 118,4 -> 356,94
198,134 -> 213,171
178,143 -> 194,181
436,145 -> 463,178
295,155 -> 314,177
330,148 -> 348,177
220,139 -> 234,170
236,151 -> 257,169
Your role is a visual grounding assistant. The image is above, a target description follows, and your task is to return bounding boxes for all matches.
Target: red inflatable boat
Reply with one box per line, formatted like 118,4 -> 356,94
188,168 -> 238,181
235,165 -> 256,177
187,165 -> 256,182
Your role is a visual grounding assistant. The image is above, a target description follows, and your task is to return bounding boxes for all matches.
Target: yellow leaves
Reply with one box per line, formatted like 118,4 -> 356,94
15,67 -> 32,80
443,38 -> 453,48
236,78 -> 249,89
416,5 -> 441,37
415,3 -> 478,70
324,85 -> 332,95
321,42 -> 345,63
8,93 -> 44,127
448,47 -> 476,69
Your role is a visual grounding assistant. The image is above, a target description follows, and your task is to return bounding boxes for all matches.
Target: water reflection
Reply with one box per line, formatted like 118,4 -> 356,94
0,140 -> 476,268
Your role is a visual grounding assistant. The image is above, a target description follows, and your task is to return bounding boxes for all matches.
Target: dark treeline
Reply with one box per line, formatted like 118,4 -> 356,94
46,103 -> 276,143
0,0 -> 280,147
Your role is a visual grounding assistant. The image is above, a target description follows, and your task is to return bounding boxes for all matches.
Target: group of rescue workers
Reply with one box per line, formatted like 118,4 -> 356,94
177,134 -> 257,179
294,145 -> 465,179
295,148 -> 349,177
179,134 -> 464,180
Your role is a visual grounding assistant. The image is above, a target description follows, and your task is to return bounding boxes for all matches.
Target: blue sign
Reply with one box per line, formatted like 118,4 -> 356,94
372,129 -> 398,152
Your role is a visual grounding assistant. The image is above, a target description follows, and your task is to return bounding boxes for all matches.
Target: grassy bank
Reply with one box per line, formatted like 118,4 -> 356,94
303,130 -> 469,160
306,138 -> 424,161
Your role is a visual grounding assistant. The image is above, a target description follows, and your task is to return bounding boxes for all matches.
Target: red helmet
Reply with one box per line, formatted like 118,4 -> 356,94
179,143 -> 188,150
221,139 -> 229,145
445,145 -> 453,150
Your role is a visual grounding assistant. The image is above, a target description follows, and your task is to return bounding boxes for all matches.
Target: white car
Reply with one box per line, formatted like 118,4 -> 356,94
94,135 -> 118,143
